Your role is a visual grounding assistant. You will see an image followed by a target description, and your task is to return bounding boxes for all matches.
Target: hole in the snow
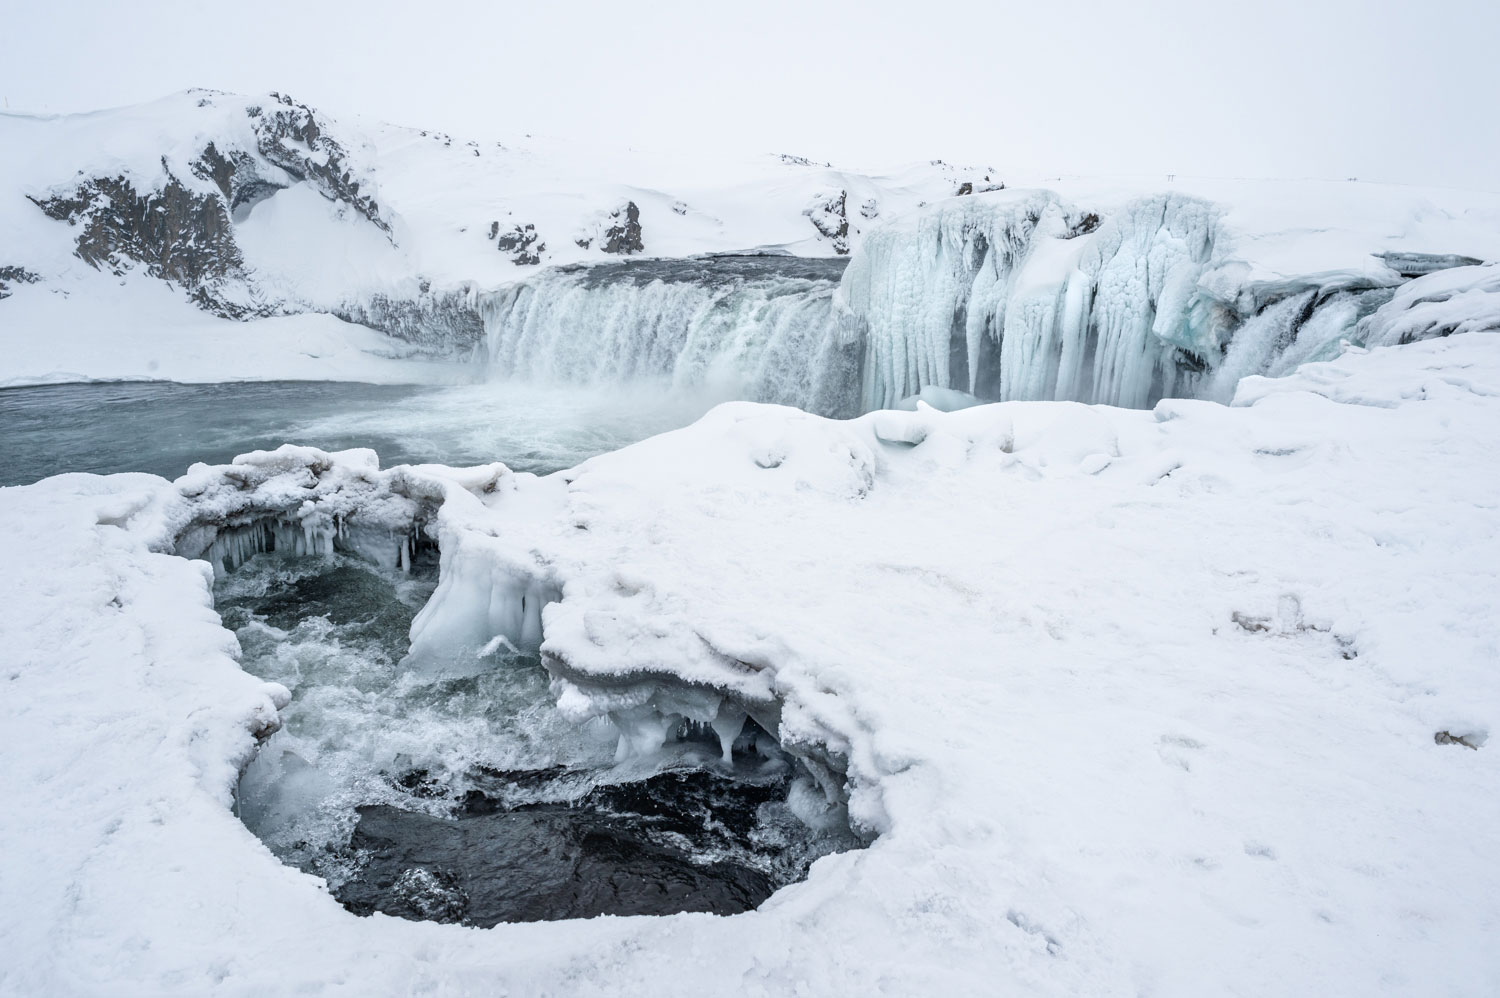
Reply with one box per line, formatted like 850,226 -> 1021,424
216,549 -> 861,926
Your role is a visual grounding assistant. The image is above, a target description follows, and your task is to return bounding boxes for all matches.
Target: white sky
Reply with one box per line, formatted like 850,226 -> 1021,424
2,0 -> 1497,190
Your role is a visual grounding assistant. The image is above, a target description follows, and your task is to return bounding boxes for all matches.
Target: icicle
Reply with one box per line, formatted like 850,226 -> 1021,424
710,704 -> 747,765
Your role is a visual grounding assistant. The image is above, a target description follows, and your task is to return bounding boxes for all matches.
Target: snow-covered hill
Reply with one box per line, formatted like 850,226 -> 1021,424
3,89 -> 1500,409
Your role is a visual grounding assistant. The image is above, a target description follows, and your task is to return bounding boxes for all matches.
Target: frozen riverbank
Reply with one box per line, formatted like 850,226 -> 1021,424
1,332 -> 1497,995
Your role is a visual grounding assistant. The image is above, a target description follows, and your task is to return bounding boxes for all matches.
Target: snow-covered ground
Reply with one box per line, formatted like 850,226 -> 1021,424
0,274 -> 473,386
2,332 -> 1497,996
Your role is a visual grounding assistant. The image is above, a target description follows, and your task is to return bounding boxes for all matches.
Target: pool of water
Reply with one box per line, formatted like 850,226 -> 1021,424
220,553 -> 855,925
0,379 -> 727,486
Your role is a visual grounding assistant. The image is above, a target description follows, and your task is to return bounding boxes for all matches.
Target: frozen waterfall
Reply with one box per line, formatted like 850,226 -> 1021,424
474,196 -> 1440,416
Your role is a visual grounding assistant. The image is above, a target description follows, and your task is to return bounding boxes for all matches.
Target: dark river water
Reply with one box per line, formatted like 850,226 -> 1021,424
0,379 -> 724,486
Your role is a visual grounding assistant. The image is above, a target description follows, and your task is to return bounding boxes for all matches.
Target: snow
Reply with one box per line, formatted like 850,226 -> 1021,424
1359,264 -> 1500,346
3,333 -> 1498,995
0,274 -> 474,387
4,91 -> 1500,401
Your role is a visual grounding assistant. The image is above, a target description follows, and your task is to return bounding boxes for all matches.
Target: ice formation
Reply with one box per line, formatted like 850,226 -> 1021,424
835,191 -> 1431,410
474,196 -> 1497,418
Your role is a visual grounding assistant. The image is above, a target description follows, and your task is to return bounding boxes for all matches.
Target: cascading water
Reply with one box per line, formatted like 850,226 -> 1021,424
478,255 -> 859,415
223,546 -> 860,926
471,197 -> 1452,418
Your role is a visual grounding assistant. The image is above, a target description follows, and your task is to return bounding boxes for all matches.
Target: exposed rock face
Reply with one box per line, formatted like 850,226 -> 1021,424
28,174 -> 254,316
955,179 -> 1005,197
601,201 -> 643,255
1065,212 -> 1101,238
0,265 -> 39,300
248,93 -> 390,235
804,190 -> 849,255
334,769 -> 791,926
333,287 -> 485,357
192,142 -> 285,222
24,92 -> 397,319
1375,251 -> 1486,278
495,224 -> 544,266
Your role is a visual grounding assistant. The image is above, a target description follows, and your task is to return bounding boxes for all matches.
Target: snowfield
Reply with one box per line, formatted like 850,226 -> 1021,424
2,332 -> 1498,996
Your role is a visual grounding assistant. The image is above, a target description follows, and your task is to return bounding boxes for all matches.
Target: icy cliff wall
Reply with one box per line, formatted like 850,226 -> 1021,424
832,190 -> 1460,411
474,191 -> 1499,417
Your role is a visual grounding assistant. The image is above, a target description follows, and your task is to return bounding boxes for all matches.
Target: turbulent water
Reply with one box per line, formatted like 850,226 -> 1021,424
480,255 -> 860,415
475,215 -> 1411,417
0,379 -> 728,486
220,553 -> 855,925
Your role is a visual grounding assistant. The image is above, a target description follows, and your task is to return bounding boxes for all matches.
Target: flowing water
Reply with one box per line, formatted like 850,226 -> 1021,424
0,379 -> 729,486
219,553 -> 856,925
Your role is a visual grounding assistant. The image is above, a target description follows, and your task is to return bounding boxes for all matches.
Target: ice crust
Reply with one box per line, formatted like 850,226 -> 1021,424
3,333 -> 1499,994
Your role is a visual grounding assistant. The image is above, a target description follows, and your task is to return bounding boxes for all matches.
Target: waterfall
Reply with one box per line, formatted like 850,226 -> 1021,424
471,196 -> 1443,417
477,256 -> 859,414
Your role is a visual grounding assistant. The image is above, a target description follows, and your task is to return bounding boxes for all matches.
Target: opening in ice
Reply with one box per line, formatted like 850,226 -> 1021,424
215,535 -> 861,925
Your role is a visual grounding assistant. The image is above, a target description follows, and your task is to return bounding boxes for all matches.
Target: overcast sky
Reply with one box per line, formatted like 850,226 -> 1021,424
2,0 -> 1496,190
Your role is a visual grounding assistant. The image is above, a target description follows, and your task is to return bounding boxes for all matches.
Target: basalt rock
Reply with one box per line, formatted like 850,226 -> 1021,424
496,224 -> 545,266
250,93 -> 390,236
956,180 -> 1006,197
335,770 -> 790,926
601,201 -> 644,255
1065,212 -> 1102,238
1375,251 -> 1486,278
192,142 -> 286,222
804,190 -> 849,255
0,265 -> 39,300
28,172 -> 253,316
333,287 -> 485,357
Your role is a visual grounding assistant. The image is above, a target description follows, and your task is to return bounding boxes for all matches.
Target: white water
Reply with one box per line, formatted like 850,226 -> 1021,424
224,555 -> 621,887
472,199 -> 1414,416
479,257 -> 856,413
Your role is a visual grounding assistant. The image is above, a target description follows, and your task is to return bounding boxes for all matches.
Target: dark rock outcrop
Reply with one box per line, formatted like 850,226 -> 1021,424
333,287 -> 485,357
249,94 -> 389,235
496,224 -> 544,266
1375,252 -> 1486,278
956,179 -> 1006,197
803,190 -> 849,255
28,172 -> 253,316
601,202 -> 644,255
0,265 -> 39,300
334,769 -> 793,926
1064,212 -> 1102,239
192,142 -> 285,222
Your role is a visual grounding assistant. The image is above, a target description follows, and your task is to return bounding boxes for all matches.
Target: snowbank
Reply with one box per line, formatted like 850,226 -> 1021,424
2,333 -> 1498,995
0,274 -> 475,387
